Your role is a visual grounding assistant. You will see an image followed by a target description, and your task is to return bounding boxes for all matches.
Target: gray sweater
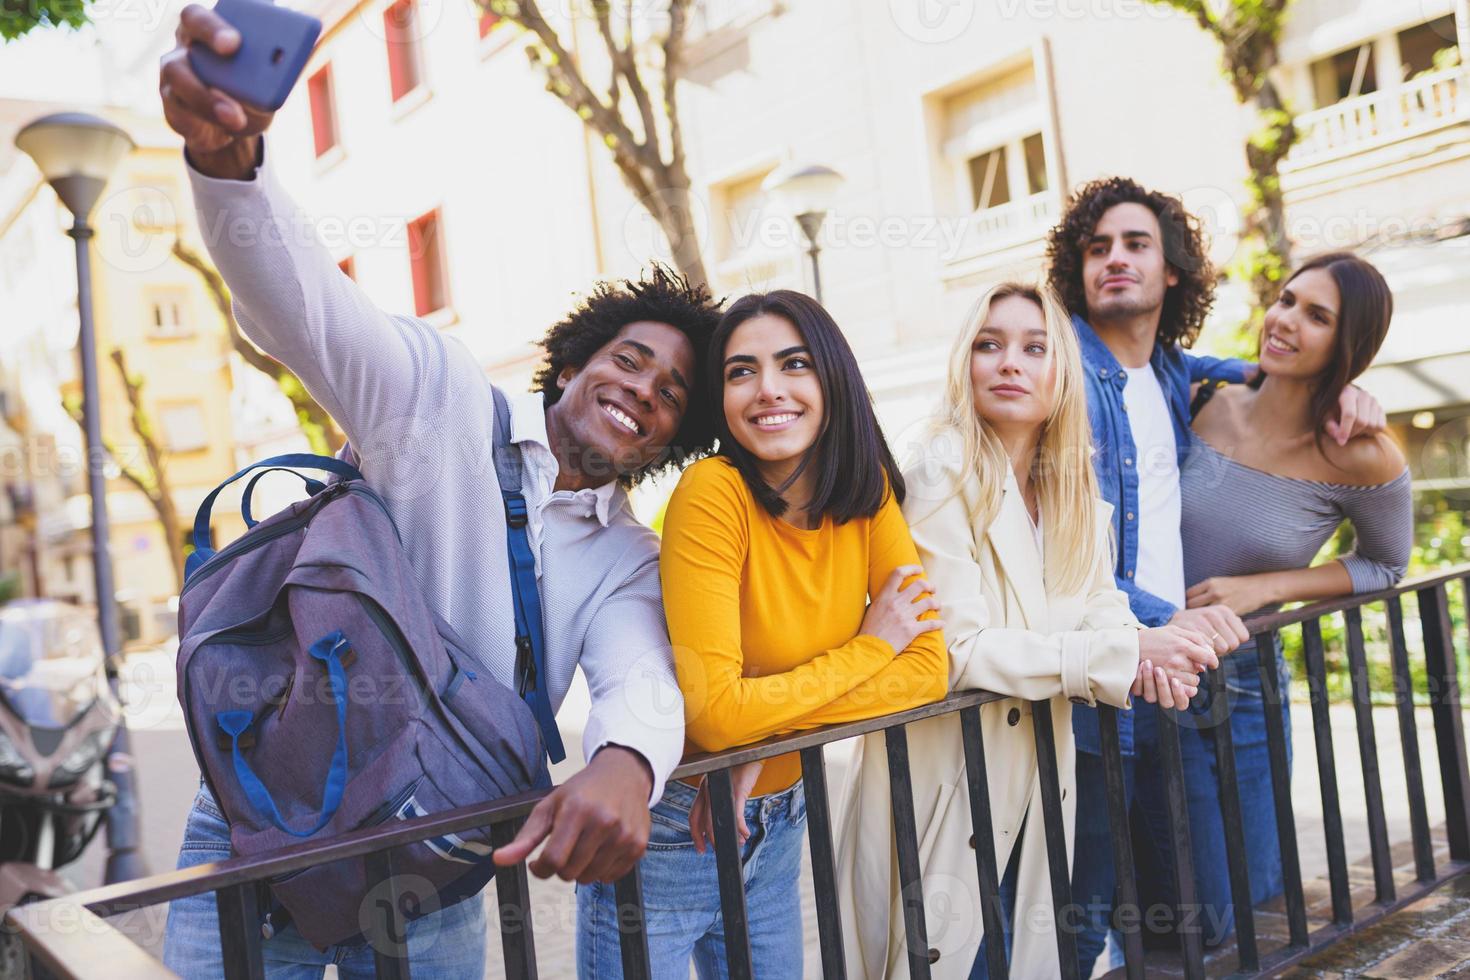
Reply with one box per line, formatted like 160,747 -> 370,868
1180,438 -> 1413,619
186,144 -> 683,802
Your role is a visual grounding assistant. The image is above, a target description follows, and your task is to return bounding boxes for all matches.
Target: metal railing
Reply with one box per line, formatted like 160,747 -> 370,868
9,564 -> 1470,979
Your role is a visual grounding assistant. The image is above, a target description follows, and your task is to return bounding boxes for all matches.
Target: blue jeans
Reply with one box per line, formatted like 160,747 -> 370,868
1070,749 -> 1138,977
162,786 -> 487,979
577,777 -> 806,979
1132,644 -> 1292,948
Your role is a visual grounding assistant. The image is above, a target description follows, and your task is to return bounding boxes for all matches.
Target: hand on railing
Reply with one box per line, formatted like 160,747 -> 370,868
860,565 -> 944,653
689,760 -> 764,853
1132,659 -> 1195,709
1169,603 -> 1250,655
491,745 -> 653,884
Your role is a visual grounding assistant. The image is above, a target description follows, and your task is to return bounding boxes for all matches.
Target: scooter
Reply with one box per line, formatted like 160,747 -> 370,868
0,600 -> 143,973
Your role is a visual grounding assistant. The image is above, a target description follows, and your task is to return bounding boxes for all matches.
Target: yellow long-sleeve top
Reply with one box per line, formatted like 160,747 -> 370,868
661,457 -> 949,797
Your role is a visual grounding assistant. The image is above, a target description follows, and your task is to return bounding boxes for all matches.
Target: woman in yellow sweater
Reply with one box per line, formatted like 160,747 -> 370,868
576,289 -> 948,978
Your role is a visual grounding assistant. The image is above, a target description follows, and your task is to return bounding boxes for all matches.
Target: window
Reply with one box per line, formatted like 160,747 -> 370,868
308,65 -> 339,158
1311,43 -> 1377,106
338,256 -> 356,280
407,210 -> 448,317
147,290 -> 192,339
478,9 -> 501,38
159,404 -> 208,453
942,63 -> 1051,215
383,0 -> 423,102
967,148 -> 1010,211
1398,16 -> 1459,80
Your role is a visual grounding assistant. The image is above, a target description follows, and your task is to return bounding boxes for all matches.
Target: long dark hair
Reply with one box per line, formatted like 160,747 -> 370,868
1046,176 -> 1216,349
1253,251 -> 1393,450
709,290 -> 904,523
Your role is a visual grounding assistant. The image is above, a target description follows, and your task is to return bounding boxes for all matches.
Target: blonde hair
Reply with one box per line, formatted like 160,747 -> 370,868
918,281 -> 1103,594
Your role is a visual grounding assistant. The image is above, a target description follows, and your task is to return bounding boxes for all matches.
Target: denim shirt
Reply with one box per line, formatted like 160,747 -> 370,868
1071,314 -> 1251,756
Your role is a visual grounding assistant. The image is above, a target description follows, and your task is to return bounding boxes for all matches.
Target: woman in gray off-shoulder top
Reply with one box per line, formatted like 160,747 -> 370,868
1132,252 -> 1413,950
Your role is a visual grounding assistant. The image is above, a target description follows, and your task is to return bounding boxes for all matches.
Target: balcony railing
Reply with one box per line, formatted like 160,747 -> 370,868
9,564 -> 1470,979
1284,68 -> 1469,169
942,191 -> 1060,281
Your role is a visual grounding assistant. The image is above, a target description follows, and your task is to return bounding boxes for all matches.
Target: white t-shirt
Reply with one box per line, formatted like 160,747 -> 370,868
1122,364 -> 1186,609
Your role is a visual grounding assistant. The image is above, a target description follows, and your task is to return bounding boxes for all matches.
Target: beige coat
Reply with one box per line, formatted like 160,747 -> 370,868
832,458 -> 1142,979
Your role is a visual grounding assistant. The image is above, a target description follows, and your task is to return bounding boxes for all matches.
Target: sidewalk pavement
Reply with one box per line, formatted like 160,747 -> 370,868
66,651 -> 1470,977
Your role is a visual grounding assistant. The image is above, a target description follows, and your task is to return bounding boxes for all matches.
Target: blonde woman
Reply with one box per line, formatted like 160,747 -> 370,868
832,283 -> 1217,979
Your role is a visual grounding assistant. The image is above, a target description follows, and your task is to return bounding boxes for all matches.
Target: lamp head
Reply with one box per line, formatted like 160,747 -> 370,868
15,112 -> 135,222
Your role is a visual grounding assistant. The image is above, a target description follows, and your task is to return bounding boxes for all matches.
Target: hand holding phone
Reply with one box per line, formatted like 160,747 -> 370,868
187,0 -> 322,111
159,2 -> 320,180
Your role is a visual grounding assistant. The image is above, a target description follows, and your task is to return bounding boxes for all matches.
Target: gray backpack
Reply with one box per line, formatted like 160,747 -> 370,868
177,387 -> 552,947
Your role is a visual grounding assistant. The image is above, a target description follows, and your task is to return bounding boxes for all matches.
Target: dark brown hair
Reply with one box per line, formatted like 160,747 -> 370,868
1046,176 -> 1216,349
1253,252 -> 1394,451
709,291 -> 904,523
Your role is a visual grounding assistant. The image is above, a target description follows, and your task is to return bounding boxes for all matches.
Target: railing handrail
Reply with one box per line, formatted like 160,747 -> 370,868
28,563 -> 1470,918
1242,561 -> 1470,634
11,561 -> 1469,979
1291,66 -> 1464,131
48,690 -> 1006,920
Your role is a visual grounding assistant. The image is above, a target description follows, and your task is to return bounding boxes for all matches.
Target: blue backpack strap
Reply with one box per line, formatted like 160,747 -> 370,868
491,386 -> 566,764
240,469 -> 327,528
215,631 -> 353,837
187,453 -> 363,580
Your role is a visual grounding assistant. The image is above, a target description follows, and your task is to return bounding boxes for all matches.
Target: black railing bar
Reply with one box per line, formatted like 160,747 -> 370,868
707,768 -> 755,980
1029,699 -> 1080,979
1155,708 -> 1205,978
364,849 -> 412,980
613,864 -> 652,979
800,745 -> 848,980
216,882 -> 265,980
1206,665 -> 1258,970
1419,583 -> 1470,863
1303,617 -> 1354,926
57,690 -> 1009,921
673,690 -> 1007,779
885,726 -> 932,979
5,901 -> 177,980
490,818 -> 538,980
959,705 -> 1009,980
1256,629 -> 1308,947
1238,860 -> 1470,978
1242,563 -> 1470,634
48,787 -> 552,919
1098,706 -> 1143,979
1344,606 -> 1396,904
1386,594 -> 1437,882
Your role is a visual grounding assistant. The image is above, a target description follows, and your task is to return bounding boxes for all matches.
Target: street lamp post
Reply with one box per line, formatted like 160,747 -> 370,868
16,111 -> 148,884
762,163 -> 845,305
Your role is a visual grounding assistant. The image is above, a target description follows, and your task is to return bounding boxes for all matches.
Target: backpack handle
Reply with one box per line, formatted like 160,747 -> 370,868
188,454 -> 362,579
241,469 -> 327,529
215,630 -> 352,838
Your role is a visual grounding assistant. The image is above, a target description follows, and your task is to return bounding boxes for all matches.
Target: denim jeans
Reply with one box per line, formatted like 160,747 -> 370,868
1132,642 -> 1292,948
576,777 -> 806,979
1070,749 -> 1138,977
162,786 -> 487,979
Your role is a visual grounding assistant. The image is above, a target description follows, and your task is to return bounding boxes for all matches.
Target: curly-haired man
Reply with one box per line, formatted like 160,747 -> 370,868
158,11 -> 722,976
1045,178 -> 1385,974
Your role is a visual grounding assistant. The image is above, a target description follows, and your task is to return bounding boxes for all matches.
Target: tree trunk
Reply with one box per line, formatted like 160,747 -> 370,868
1243,75 -> 1297,315
171,238 -> 342,454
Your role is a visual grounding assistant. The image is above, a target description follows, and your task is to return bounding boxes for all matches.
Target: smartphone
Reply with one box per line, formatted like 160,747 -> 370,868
188,0 -> 323,112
